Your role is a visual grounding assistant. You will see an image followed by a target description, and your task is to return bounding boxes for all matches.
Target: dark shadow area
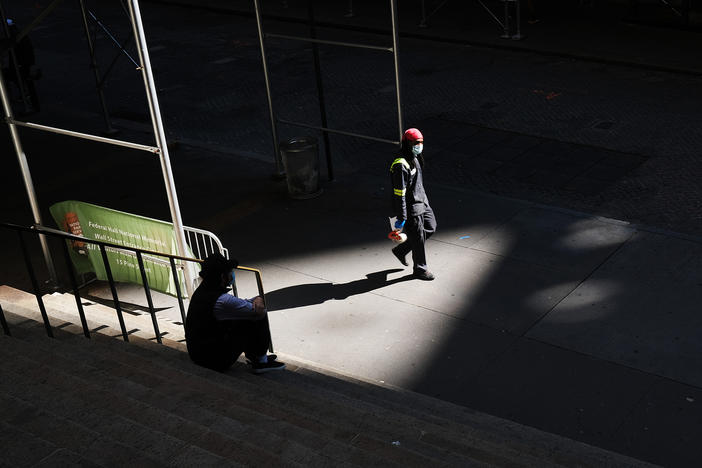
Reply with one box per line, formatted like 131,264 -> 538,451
265,268 -> 411,312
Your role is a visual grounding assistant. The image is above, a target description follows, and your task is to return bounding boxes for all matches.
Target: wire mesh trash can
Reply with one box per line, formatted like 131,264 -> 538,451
279,137 -> 323,199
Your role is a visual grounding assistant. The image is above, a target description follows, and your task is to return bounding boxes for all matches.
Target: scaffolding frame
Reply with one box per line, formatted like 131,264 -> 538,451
0,0 -> 194,295
253,0 -> 404,181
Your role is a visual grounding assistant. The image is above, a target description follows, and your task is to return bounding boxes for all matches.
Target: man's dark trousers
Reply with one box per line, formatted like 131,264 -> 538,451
394,206 -> 437,273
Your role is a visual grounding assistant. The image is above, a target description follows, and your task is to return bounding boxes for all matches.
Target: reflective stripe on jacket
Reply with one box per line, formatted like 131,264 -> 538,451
390,156 -> 429,220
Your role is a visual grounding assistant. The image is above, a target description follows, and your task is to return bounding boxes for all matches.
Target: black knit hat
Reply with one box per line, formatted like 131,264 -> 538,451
199,253 -> 239,281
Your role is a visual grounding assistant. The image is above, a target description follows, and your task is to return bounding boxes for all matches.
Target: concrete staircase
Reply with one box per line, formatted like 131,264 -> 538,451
0,286 -> 655,467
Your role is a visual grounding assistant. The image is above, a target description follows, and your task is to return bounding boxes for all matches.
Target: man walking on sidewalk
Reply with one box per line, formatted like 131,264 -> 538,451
390,128 -> 437,281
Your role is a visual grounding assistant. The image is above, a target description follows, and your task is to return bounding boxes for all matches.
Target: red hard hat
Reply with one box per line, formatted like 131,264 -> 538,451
402,128 -> 424,142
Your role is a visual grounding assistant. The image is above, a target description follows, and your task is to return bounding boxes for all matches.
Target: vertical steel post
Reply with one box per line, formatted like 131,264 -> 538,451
18,231 -> 53,337
345,0 -> 354,18
0,71 -> 58,288
419,0 -> 428,27
78,0 -> 116,134
0,303 -> 9,336
513,0 -> 523,40
0,4 -> 31,113
253,0 -> 285,177
308,0 -> 334,181
126,0 -> 194,297
169,257 -> 187,324
60,240 -> 90,338
136,251 -> 162,343
390,0 -> 404,144
501,0 -> 512,38
99,245 -> 129,341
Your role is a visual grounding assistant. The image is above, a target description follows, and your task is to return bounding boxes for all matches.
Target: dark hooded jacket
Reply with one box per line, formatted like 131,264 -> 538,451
185,280 -> 236,371
390,141 -> 429,221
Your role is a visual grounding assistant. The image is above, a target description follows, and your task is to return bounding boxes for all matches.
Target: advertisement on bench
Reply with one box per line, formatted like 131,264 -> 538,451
49,201 -> 200,297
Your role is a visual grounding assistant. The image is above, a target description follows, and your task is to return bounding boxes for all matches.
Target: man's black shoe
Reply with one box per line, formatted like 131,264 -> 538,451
246,353 -> 277,362
414,270 -> 435,281
251,359 -> 286,374
392,246 -> 409,267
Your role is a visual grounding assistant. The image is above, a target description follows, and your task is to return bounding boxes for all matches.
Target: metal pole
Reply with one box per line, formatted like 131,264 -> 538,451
0,70 -> 58,287
126,0 -> 194,297
17,231 -> 53,337
389,0 -> 404,144
513,0 -> 523,40
501,0 -> 512,38
10,118 -> 159,153
100,245 -> 129,341
78,0 -> 116,134
308,0 -> 334,181
136,251 -> 162,344
0,303 -> 10,336
169,257 -> 187,324
345,0 -> 354,18
0,4 -> 32,113
60,239 -> 91,338
253,0 -> 285,177
13,0 -> 63,44
419,0 -> 428,28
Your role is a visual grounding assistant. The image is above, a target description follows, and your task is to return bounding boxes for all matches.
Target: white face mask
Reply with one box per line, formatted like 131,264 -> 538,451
412,143 -> 423,156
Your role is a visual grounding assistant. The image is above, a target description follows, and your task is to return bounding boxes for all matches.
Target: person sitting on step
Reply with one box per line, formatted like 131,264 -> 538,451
185,253 -> 284,374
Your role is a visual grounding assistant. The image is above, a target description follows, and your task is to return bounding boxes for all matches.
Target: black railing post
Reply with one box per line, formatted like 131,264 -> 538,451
100,245 -> 129,341
169,257 -> 187,324
0,303 -> 10,336
17,231 -> 53,337
136,251 -> 162,343
60,240 -> 91,338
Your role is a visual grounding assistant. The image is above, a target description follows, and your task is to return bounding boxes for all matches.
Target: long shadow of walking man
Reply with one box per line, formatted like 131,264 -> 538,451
265,269 -> 413,312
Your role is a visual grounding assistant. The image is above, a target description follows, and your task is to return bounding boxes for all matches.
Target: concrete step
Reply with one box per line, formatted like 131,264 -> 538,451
2,288 -> 493,465
0,419 -> 73,468
0,285 -> 656,467
2,292 -> 503,465
45,314 -> 637,468
30,317 -> 492,466
0,324 -> 321,467
0,355 -> 238,467
5,315 -> 438,467
41,288 -> 187,342
0,391 -> 171,467
0,285 -> 185,343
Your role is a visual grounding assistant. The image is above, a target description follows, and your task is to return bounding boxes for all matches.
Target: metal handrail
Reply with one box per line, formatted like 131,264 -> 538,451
0,222 -> 267,347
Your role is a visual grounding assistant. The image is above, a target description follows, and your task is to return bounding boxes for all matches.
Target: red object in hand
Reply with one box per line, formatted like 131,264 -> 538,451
388,230 -> 407,243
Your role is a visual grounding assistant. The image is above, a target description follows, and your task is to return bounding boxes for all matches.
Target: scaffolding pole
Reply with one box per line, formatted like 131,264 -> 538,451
0,68 -> 58,287
126,0 -> 194,296
0,4 -> 32,113
390,0 -> 403,145
253,0 -> 285,177
78,0 -> 116,134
